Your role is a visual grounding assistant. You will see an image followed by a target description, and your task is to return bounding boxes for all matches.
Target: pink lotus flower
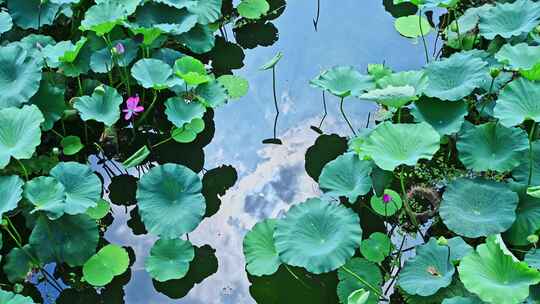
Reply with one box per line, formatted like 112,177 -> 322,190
383,194 -> 391,203
122,96 -> 144,120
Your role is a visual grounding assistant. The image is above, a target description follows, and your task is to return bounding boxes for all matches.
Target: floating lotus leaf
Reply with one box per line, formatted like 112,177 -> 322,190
0,290 -> 36,304
0,45 -> 43,109
525,248 -> 540,270
310,66 -> 375,98
398,239 -> 455,296
478,0 -> 540,39
24,176 -> 67,220
0,105 -> 45,169
0,175 -> 23,217
178,24 -> 215,54
513,141 -> 540,186
361,122 -> 441,171
217,75 -> 249,99
504,184 -> 540,246
446,237 -> 473,262
131,58 -> 175,90
274,198 -> 362,274
456,122 -> 529,172
137,164 -> 206,238
196,80 -> 228,108
172,118 -> 205,143
348,289 -> 370,304
360,232 -> 392,263
337,258 -> 382,304
164,97 -> 206,128
134,2 -> 198,35
145,238 -> 195,281
495,43 -> 540,71
243,219 -> 281,276
423,51 -> 488,101
318,153 -> 373,203
85,199 -> 110,220
439,178 -> 518,238
29,214 -> 99,266
83,244 -> 129,286
370,189 -> 402,216
442,297 -> 484,304
50,162 -> 101,215
4,245 -> 37,283
29,79 -> 66,131
61,136 -> 84,156
411,97 -> 467,135
238,0 -> 270,19
187,0 -> 222,24
74,85 -> 122,126
0,11 -> 12,34
494,78 -> 540,127
174,56 -> 210,85
459,236 -> 540,304
394,15 -> 432,38
360,85 -> 416,108
80,1 -> 129,35
7,0 -> 60,29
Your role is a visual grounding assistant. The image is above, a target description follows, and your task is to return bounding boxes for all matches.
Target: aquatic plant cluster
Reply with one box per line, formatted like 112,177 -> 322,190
243,0 -> 540,303
0,0 -> 285,302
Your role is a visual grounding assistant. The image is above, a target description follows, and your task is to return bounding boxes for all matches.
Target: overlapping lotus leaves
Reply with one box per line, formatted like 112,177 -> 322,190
458,236 -> 540,304
80,1 -> 129,35
337,258 -> 382,304
238,0 -> 270,19
411,97 -> 467,135
0,175 -> 23,217
361,122 -> 440,171
243,219 -> 281,276
525,248 -> 540,270
398,238 -> 455,296
177,24 -> 216,54
504,184 -> 540,246
0,289 -> 36,304
0,105 -> 45,169
478,0 -> 540,39
494,78 -> 540,127
442,297 -> 484,304
318,153 -> 373,203
137,164 -> 206,238
513,141 -> 540,185
172,118 -> 205,143
439,178 -> 518,238
394,15 -> 432,38
348,289 -> 370,304
90,39 -> 139,73
274,198 -> 362,274
154,0 -> 196,9
360,232 -> 392,263
196,80 -> 228,108
50,162 -> 101,215
378,70 -> 428,94
29,214 -> 99,266
134,2 -> 198,35
131,58 -> 176,90
4,245 -> 37,283
24,176 -> 67,220
456,122 -> 529,172
187,0 -> 222,24
74,85 -> 123,126
402,279 -> 473,304
29,79 -> 66,131
217,75 -> 249,99
0,44 -> 43,109
164,97 -> 206,128
7,0 -> 60,29
174,56 -> 209,85
0,11 -> 12,34
310,66 -> 375,98
360,85 -> 416,108
423,51 -> 488,101
83,244 -> 129,286
145,238 -> 195,281
446,237 -> 473,263
495,43 -> 540,71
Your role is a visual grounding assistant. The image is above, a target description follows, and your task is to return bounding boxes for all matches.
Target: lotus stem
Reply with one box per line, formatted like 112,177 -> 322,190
318,91 -> 327,128
136,89 -> 158,128
283,265 -> 311,290
271,66 -> 280,140
418,9 -> 430,63
399,169 -> 420,229
452,9 -> 463,49
340,97 -> 357,136
313,0 -> 321,31
341,265 -> 386,300
528,122 -> 537,186
15,159 -> 28,181
152,137 -> 173,149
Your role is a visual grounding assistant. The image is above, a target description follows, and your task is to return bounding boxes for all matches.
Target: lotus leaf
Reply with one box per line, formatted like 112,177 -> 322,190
24,176 -> 67,220
337,258 -> 382,304
29,79 -> 66,131
172,118 -> 205,143
85,199 -> 110,220
370,189 -> 402,216
0,11 -> 12,34
195,80 -> 228,108
174,56 -> 210,85
398,239 -> 455,296
360,232 -> 392,263
164,97 -> 206,128
274,198 -> 362,274
442,297 -> 484,304
3,245 -> 37,283
525,248 -> 540,270
360,85 -> 417,108
0,290 -> 36,304
178,24 -> 216,54
367,63 -> 392,82
458,236 -> 540,304
394,15 -> 432,38
348,289 -> 370,304
0,175 -> 23,218
217,75 -> 249,99
378,70 -> 427,93
80,1 -> 129,35
187,0 -> 222,24
361,122 -> 440,171
137,164 -> 206,238
446,237 -> 473,262
318,152 -> 373,203
494,78 -> 540,127
134,2 -> 198,35
74,85 -> 122,126
154,0 -> 195,9
243,219 -> 281,276
504,184 -> 540,246
145,238 -> 195,281
310,66 -> 375,98
83,244 -> 129,286
411,97 -> 467,135
238,0 -> 270,19
131,58 -> 175,90
61,136 -> 84,156
513,141 -> 540,186
90,39 -> 139,73
439,178 -> 518,238
478,0 -> 540,39
495,43 -> 540,71
8,0 -> 60,29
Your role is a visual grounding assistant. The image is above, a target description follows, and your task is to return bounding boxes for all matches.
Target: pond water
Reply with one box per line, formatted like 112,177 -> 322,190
98,1 -> 431,303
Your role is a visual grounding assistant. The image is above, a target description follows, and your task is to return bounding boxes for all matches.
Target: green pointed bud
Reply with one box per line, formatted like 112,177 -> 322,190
490,68 -> 501,78
437,236 -> 448,246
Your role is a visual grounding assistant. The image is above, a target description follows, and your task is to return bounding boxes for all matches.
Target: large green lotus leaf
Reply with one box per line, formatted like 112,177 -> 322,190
7,0 -> 60,29
361,122 -> 441,171
504,184 -> 540,246
178,24 -> 216,54
217,75 -> 249,99
0,290 -> 36,304
238,0 -> 270,19
74,85 -> 122,126
0,11 -> 13,34
3,245 -> 37,283
402,279 -> 476,304
442,297 -> 484,304
439,178 -> 518,238
0,105 -> 45,169
394,15 -> 432,38
0,45 -> 43,109
348,289 -> 370,304
0,175 -> 23,217
378,70 -> 428,94
525,248 -> 540,270
131,58 -> 174,90
478,0 -> 540,39
137,164 -> 206,238
359,232 -> 392,263
164,97 -> 206,128
310,66 -> 375,98
29,214 -> 99,266
196,80 -> 228,108
423,51 -> 488,101
243,219 -> 281,276
134,2 -> 198,35
24,176 -> 66,220
187,0 -> 222,24
274,198 -> 362,274
85,199 -> 110,220
522,63 -> 540,81
83,244 -> 129,286
398,239 -> 455,296
80,1 -> 128,35
59,37 -> 88,63
318,152 -> 373,203
154,0 -> 196,9
337,258 -> 382,304
174,56 -> 209,85
360,85 -> 417,108
494,78 -> 540,127
370,189 -> 402,216
50,162 -> 101,215
29,79 -> 66,131
513,141 -> 540,186
495,43 -> 540,71
145,238 -> 195,281
411,97 -> 467,135
456,122 -> 529,172
458,236 -> 540,304
42,41 -> 73,68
